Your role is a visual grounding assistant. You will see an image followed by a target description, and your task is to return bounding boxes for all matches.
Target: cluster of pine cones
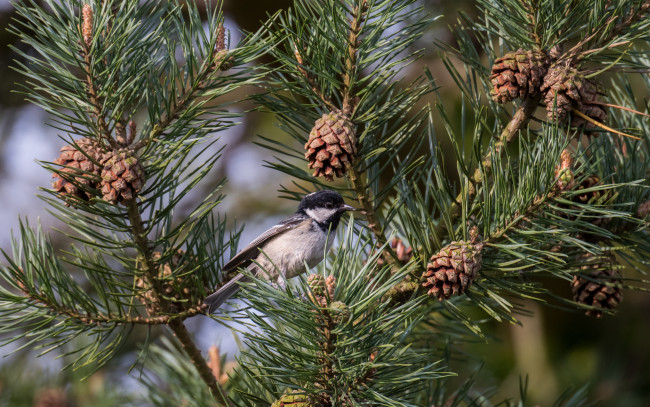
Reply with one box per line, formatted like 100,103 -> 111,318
51,131 -> 144,206
490,48 -> 607,132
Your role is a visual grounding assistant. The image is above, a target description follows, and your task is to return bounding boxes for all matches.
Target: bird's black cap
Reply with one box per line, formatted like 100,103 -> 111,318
298,190 -> 355,212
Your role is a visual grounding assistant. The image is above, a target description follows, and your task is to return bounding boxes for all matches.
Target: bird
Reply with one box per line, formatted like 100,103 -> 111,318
204,190 -> 356,313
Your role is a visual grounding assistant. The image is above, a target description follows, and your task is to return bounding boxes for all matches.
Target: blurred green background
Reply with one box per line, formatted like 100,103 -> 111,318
0,1 -> 648,406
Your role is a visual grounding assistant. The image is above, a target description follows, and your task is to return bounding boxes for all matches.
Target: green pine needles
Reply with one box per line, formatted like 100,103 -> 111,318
1,0 -> 649,406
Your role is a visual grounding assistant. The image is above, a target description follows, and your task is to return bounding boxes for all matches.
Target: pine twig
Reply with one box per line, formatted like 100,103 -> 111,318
341,0 -> 402,270
126,200 -> 230,405
131,31 -> 226,151
567,1 -> 650,62
293,42 -> 337,111
433,95 -> 542,241
341,0 -> 368,116
16,286 -> 204,325
80,5 -> 119,150
170,319 -> 232,406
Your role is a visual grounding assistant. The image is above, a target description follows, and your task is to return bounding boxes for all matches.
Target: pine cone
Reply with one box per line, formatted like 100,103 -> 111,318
571,252 -> 622,318
541,66 -> 607,129
422,241 -> 483,301
52,138 -> 106,203
305,110 -> 357,181
308,274 -> 326,296
271,391 -> 314,407
308,274 -> 336,307
136,250 -> 202,314
100,151 -> 145,204
490,48 -> 548,104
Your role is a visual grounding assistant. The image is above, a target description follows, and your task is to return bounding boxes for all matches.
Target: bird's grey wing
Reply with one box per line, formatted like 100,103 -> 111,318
205,214 -> 308,313
222,214 -> 307,273
203,273 -> 250,313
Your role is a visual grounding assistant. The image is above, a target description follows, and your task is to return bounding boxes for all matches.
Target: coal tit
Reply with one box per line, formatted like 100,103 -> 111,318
204,190 -> 356,313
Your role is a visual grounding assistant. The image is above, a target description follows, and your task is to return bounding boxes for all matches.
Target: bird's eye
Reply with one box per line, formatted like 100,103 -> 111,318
326,202 -> 334,209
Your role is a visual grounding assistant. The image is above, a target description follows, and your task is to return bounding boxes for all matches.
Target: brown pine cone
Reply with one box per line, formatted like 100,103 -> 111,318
136,250 -> 204,315
52,138 -> 106,203
305,110 -> 357,181
422,241 -> 483,301
571,252 -> 622,318
100,151 -> 145,204
541,66 -> 607,130
490,48 -> 548,104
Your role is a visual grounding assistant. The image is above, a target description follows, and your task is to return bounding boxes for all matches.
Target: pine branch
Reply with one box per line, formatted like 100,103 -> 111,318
125,200 -> 229,405
133,32 -> 225,151
80,5 -> 119,150
566,0 -> 650,62
341,0 -> 402,270
433,95 -> 542,241
293,42 -> 336,110
341,0 -> 367,115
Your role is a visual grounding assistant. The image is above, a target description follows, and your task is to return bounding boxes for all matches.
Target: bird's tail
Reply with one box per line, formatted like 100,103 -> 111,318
203,273 -> 250,313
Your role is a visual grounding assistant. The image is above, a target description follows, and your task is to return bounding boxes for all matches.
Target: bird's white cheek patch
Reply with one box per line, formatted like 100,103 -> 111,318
305,207 -> 337,223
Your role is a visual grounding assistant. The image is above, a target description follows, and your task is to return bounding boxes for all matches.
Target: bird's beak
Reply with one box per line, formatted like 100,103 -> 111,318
341,203 -> 358,212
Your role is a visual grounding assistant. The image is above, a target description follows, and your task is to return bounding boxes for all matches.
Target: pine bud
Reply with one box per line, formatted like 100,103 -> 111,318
214,23 -> 234,71
127,120 -> 137,146
82,4 -> 93,48
555,149 -> 575,191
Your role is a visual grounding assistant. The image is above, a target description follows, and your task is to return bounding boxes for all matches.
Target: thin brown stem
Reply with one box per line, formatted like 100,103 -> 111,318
522,0 -> 541,49
487,191 -> 557,242
338,1 -> 400,268
347,163 -> 402,269
18,288 -> 204,324
82,50 -> 119,150
131,32 -> 226,152
293,42 -> 337,111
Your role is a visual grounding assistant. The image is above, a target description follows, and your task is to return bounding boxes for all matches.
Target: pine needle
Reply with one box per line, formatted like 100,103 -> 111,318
570,108 -> 641,140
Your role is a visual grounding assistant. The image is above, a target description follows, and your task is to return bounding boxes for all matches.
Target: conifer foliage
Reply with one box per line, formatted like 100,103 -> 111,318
1,0 -> 650,406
